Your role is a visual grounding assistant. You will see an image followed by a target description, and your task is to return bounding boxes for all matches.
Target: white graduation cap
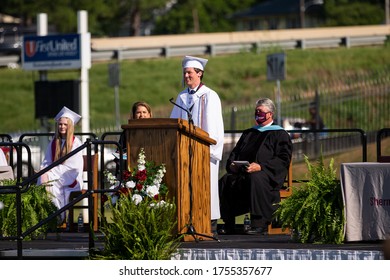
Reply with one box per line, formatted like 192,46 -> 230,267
182,56 -> 208,71
54,106 -> 81,125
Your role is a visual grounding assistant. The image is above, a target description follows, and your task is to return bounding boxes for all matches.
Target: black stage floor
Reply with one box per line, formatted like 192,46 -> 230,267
0,230 -> 385,260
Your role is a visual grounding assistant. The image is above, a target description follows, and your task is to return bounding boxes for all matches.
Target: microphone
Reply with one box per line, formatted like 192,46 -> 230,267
169,97 -> 193,124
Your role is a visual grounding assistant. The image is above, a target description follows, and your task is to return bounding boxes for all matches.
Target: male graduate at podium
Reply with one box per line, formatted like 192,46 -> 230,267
170,55 -> 224,237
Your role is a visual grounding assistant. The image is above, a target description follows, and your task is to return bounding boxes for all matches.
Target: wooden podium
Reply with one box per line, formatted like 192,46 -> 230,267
121,118 -> 216,241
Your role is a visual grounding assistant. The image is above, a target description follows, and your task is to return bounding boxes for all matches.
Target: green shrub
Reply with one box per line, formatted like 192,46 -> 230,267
92,195 -> 182,260
0,180 -> 57,240
274,155 -> 345,244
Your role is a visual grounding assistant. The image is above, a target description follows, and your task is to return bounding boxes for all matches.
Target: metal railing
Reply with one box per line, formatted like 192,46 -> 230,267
15,132 -> 98,178
221,128 -> 368,179
0,140 -> 96,258
0,137 -> 124,259
376,128 -> 390,161
91,34 -> 388,61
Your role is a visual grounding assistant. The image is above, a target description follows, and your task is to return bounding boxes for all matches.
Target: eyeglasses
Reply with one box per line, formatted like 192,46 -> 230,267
255,109 -> 271,115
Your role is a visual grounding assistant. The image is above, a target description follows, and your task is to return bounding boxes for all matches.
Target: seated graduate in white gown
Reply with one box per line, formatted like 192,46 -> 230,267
37,106 -> 84,221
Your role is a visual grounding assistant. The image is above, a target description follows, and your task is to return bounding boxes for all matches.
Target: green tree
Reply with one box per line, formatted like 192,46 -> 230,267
0,0 -> 112,36
99,0 -> 169,36
0,0 -> 170,36
0,0 -> 41,26
323,0 -> 385,26
153,0 -> 257,34
2,0 -> 388,35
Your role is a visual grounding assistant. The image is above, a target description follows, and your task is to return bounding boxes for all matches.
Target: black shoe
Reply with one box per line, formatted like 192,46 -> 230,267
218,227 -> 236,235
218,221 -> 236,235
246,226 -> 267,235
220,217 -> 236,235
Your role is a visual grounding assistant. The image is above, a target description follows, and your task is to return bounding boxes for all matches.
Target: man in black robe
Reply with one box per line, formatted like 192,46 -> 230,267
219,98 -> 293,235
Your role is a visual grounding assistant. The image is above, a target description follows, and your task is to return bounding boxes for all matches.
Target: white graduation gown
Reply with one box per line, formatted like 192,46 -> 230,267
170,85 -> 224,220
0,149 -> 7,166
38,137 -> 84,212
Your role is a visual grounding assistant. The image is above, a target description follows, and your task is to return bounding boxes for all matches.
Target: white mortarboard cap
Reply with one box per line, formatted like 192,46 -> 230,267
54,106 -> 81,125
182,56 -> 208,71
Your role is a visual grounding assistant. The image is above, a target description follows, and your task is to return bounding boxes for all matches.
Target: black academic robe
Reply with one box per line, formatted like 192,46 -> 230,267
219,126 -> 293,225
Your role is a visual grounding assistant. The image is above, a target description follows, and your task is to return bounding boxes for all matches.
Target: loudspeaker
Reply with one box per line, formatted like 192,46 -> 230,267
34,80 -> 80,119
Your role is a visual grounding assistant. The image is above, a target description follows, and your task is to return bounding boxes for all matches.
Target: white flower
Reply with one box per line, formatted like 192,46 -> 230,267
132,194 -> 143,205
125,180 -> 136,189
153,165 -> 166,185
146,185 -> 159,198
138,164 -> 145,171
0,201 -> 4,210
103,147 -> 168,207
137,148 -> 146,171
104,170 -> 118,185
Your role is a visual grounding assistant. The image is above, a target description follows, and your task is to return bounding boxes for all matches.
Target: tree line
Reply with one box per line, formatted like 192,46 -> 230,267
0,0 -> 387,37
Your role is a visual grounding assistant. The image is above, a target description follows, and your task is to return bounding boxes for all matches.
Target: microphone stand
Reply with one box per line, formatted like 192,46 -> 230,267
169,98 -> 193,124
169,98 -> 219,242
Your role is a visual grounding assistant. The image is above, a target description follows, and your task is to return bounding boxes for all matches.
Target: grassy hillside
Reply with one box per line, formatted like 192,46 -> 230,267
0,44 -> 389,133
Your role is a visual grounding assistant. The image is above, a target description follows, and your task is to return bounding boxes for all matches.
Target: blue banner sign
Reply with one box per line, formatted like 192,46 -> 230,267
22,34 -> 82,70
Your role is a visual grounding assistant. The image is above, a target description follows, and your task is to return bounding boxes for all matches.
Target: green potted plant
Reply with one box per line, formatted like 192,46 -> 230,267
274,155 -> 345,244
0,179 -> 57,240
92,148 -> 182,260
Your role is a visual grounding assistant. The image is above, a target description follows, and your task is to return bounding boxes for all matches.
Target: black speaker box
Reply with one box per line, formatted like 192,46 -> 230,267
34,80 -> 80,119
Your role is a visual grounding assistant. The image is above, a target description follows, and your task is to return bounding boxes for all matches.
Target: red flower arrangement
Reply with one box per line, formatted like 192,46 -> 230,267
102,148 -> 168,206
